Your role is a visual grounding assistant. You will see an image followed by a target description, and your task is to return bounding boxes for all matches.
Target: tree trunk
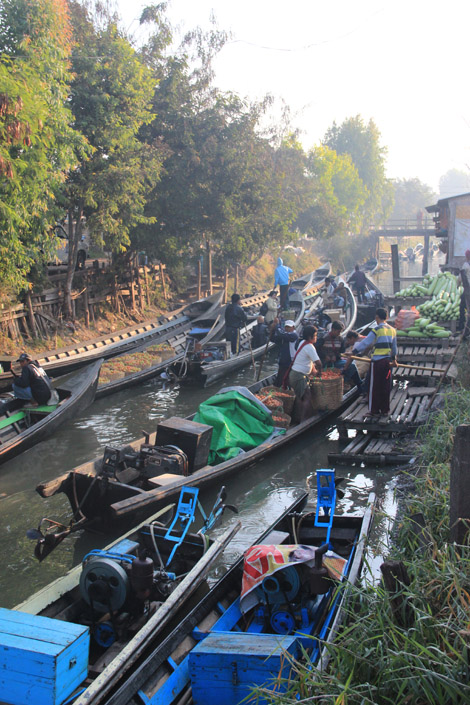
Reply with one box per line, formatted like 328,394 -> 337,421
63,208 -> 83,319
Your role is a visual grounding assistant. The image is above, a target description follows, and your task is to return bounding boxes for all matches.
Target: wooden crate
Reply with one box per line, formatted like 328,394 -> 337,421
155,416 -> 213,472
0,608 -> 89,705
189,631 -> 300,705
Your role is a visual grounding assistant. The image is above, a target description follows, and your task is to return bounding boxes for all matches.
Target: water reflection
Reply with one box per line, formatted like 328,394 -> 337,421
0,268 -> 420,608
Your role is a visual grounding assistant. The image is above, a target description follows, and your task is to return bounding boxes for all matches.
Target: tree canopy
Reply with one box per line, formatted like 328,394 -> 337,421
0,0 -> 400,306
323,115 -> 393,227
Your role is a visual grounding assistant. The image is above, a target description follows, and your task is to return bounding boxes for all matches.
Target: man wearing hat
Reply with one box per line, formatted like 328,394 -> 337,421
11,353 -> 55,405
272,317 -> 298,387
458,249 -> 470,332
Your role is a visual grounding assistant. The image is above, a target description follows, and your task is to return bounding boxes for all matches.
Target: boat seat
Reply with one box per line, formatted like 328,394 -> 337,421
147,473 -> 182,487
262,530 -> 290,544
0,411 -> 26,431
23,404 -> 58,415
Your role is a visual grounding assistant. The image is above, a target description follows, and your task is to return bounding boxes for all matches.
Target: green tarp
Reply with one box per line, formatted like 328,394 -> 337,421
193,387 -> 281,465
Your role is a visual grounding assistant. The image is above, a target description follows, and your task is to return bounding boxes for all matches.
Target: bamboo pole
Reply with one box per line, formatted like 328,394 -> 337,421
25,291 -> 38,337
223,267 -> 228,303
207,241 -> 213,295
159,262 -> 167,300
343,354 -> 447,373
197,259 -> 202,300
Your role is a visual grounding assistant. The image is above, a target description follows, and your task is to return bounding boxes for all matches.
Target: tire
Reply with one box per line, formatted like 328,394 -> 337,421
76,250 -> 86,270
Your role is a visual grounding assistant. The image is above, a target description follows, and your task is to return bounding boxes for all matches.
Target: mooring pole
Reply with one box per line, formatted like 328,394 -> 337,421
450,424 -> 470,544
391,244 -> 400,294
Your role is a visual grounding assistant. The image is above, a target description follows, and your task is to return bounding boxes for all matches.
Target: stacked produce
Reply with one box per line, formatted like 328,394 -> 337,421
98,343 -> 174,385
396,319 -> 451,338
395,271 -> 461,313
415,272 -> 461,322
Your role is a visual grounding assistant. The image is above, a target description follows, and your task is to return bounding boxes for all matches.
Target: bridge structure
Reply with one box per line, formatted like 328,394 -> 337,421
369,219 -> 440,292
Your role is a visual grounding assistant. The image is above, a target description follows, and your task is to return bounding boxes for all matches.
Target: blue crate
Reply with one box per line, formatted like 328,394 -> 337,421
189,631 -> 300,705
0,608 -> 89,705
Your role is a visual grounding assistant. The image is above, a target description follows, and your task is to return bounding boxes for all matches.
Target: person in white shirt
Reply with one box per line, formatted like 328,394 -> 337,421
288,325 -> 322,420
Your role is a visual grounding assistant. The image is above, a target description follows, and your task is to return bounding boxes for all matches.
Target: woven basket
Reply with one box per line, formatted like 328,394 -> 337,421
310,375 -> 344,411
271,410 -> 291,429
256,394 -> 283,413
259,385 -> 296,415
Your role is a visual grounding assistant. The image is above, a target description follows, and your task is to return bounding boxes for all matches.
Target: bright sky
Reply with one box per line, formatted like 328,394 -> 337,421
118,0 -> 470,194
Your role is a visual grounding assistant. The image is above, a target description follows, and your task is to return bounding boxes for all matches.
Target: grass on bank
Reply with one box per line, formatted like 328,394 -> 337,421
252,343 -> 470,705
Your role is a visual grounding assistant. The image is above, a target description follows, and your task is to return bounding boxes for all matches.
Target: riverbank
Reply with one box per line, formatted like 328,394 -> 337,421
258,340 -> 470,705
0,245 -> 321,359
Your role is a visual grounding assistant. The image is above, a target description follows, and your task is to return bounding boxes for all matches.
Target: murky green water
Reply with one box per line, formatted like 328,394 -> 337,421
0,254 -> 443,608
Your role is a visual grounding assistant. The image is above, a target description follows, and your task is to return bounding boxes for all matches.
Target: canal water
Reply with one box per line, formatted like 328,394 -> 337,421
0,252 -> 444,608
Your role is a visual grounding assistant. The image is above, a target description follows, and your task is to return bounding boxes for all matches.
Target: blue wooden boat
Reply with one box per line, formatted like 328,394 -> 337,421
101,474 -> 375,705
1,488 -> 239,705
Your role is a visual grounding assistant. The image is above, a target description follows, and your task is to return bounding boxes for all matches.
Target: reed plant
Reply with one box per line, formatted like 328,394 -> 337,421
250,367 -> 470,704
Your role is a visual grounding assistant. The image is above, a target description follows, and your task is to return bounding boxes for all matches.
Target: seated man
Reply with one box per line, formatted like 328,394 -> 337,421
316,322 -> 362,392
11,352 -> 57,405
333,281 -> 346,308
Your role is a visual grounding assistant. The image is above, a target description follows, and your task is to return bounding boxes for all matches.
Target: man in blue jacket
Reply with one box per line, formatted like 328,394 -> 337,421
274,257 -> 293,310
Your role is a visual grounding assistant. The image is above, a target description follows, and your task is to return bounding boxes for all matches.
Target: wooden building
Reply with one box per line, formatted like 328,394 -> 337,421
426,192 -> 470,270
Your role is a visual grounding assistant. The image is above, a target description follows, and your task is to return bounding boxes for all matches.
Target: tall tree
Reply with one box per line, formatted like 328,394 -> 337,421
439,169 -> 470,199
0,0 -> 80,297
296,145 -> 367,238
61,1 -> 166,316
323,115 -> 393,227
391,178 -> 436,220
134,16 -> 307,277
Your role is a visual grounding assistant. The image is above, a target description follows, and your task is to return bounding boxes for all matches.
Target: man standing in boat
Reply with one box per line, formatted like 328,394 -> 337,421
224,294 -> 248,356
349,309 -> 397,418
274,257 -> 293,310
11,353 -> 58,405
273,318 -> 298,387
347,264 -> 367,303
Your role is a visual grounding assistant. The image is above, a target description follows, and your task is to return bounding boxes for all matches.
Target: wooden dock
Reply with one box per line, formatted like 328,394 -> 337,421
336,386 -> 432,436
328,434 -> 415,466
397,344 -> 453,363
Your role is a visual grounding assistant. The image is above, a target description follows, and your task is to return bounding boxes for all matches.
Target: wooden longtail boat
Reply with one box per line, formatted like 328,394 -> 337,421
303,281 -> 357,337
95,301 -> 224,400
290,262 -> 331,292
95,480 -> 375,705
0,359 -> 102,466
35,373 -> 360,543
181,291 -> 305,387
0,292 -> 224,387
3,489 -> 239,705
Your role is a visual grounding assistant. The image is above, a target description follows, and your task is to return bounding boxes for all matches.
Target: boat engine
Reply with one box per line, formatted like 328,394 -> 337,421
254,544 -> 331,635
79,549 -> 176,647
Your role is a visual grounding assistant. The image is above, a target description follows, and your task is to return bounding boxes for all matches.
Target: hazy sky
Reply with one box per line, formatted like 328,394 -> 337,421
118,0 -> 470,193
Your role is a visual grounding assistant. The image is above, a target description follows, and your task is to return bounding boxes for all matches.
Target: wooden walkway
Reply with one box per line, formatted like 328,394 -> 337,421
336,386 -> 432,436
397,345 -> 453,363
328,434 -> 415,466
393,361 -> 455,385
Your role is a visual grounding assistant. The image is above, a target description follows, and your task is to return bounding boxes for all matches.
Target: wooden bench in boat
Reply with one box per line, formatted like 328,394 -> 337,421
0,404 -> 58,433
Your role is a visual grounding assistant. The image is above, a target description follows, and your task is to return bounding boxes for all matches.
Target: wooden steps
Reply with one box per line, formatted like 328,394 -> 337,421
328,433 -> 415,466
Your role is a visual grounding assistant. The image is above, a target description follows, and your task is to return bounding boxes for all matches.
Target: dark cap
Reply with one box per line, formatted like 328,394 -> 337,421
16,352 -> 32,362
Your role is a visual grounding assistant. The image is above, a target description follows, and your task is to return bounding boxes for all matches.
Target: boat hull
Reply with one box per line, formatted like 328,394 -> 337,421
103,492 -> 375,705
36,373 -> 359,527
0,360 -> 101,466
